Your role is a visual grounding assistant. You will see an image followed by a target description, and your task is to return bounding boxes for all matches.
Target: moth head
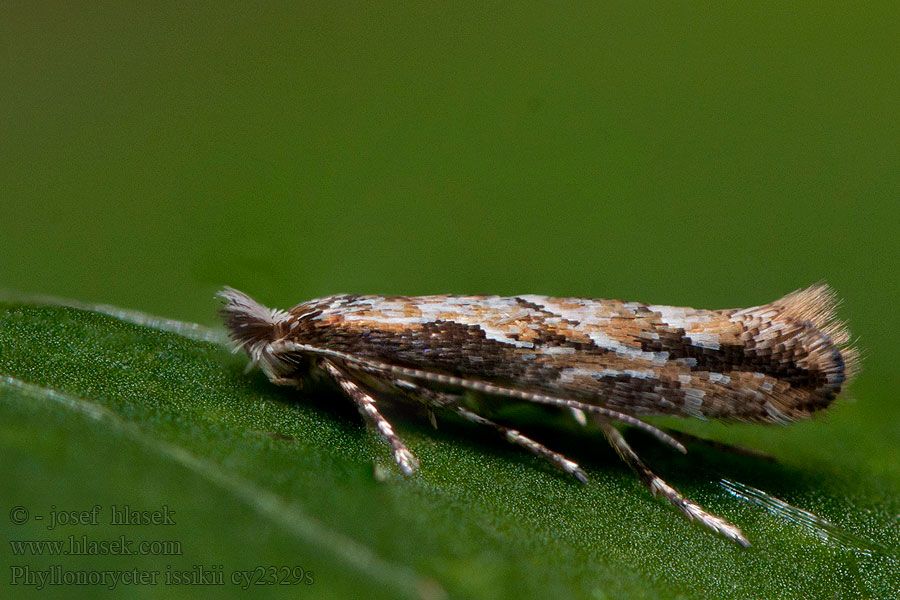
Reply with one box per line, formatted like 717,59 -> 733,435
217,287 -> 294,380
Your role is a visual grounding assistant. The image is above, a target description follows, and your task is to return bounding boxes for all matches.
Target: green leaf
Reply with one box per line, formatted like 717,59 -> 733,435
1,300 -> 898,599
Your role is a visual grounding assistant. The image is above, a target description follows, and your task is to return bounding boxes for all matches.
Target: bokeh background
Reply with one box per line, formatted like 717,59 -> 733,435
3,3 -> 899,598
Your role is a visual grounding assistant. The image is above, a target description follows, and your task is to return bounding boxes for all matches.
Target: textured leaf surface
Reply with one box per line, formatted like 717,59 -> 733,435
3,3 -> 900,598
2,300 -> 898,599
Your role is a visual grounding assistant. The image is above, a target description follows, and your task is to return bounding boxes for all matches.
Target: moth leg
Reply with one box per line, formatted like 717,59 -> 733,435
455,407 -> 589,484
333,356 -> 688,454
272,342 -> 688,454
569,407 -> 588,426
598,420 -> 750,547
319,359 -> 420,476
387,380 -> 589,484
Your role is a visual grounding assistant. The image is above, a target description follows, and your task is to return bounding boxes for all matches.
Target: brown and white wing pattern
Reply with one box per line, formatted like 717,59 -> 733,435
276,286 -> 856,422
219,284 -> 857,547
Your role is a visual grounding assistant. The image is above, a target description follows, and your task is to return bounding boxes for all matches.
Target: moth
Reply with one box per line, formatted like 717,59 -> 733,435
219,284 -> 857,546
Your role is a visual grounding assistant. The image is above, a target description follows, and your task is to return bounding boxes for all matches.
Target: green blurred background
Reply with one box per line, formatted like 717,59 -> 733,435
3,2 -> 899,597
5,2 -> 898,324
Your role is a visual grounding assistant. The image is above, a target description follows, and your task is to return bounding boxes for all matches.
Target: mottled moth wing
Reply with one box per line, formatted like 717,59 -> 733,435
266,286 -> 857,422
218,284 -> 857,547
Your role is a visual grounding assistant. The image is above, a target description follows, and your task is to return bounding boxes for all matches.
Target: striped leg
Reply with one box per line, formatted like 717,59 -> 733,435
320,359 -> 419,476
455,406 -> 589,484
597,420 -> 749,547
386,378 -> 588,484
271,341 -> 687,454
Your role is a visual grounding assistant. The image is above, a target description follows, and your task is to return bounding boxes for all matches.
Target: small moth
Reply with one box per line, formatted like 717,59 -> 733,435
219,284 -> 857,546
